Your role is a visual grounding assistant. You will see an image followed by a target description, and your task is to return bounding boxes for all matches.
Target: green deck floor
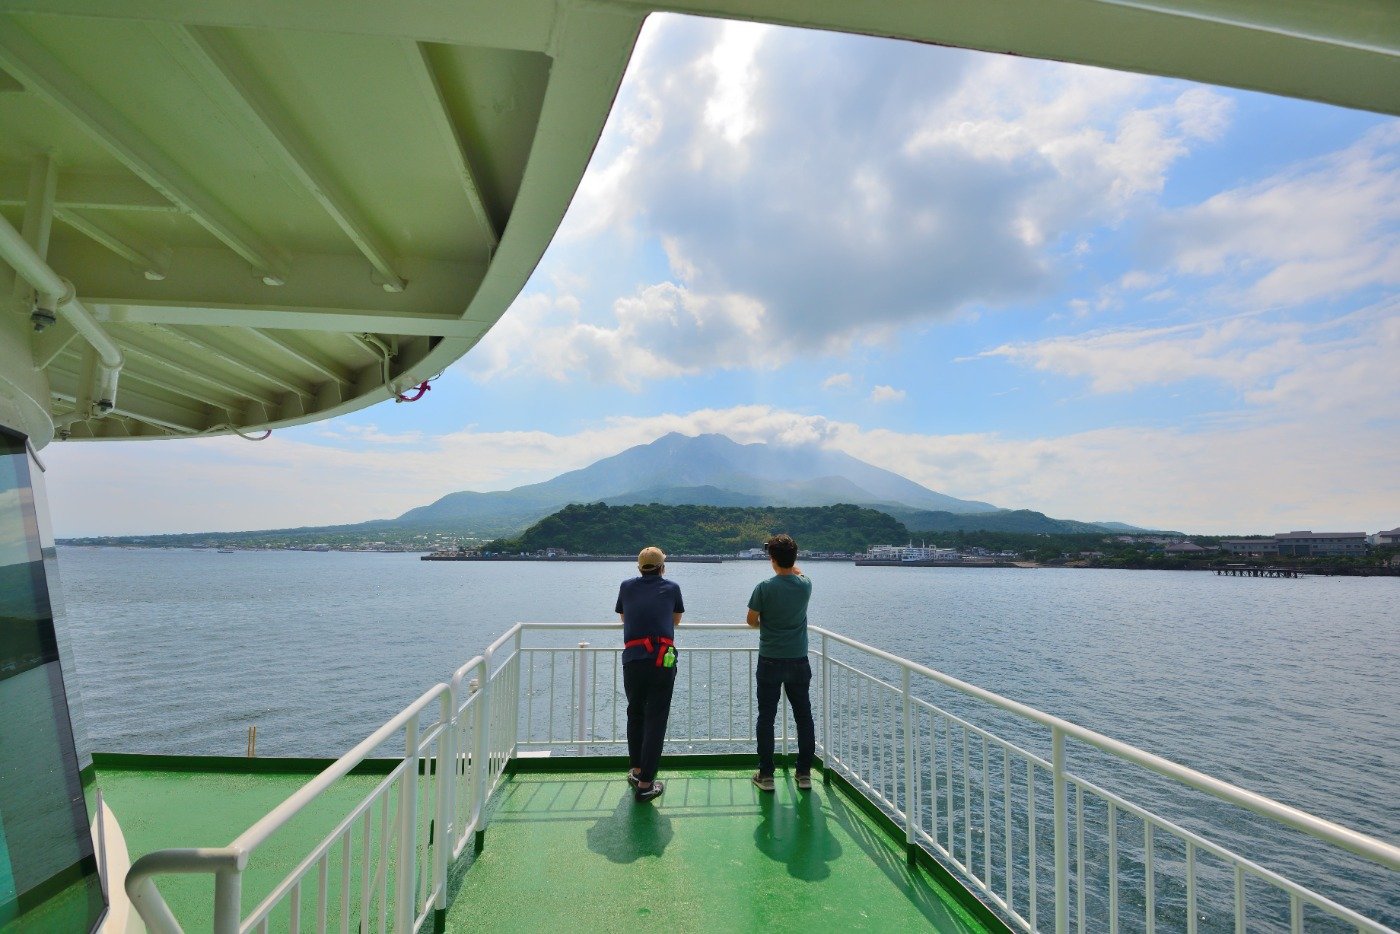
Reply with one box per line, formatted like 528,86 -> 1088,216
449,768 -> 991,932
97,765 -> 388,931
96,759 -> 1000,933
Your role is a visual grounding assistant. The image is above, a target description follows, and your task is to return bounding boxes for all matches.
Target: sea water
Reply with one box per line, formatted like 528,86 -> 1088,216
58,548 -> 1398,928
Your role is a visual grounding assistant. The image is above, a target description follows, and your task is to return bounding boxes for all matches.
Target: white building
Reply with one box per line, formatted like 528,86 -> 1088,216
1368,527 -> 1400,547
867,544 -> 960,561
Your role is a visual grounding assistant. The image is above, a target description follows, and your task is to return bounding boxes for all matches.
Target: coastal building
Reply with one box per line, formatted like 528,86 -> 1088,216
1273,531 -> 1367,557
1221,539 -> 1280,555
1368,527 -> 1400,547
866,544 -> 960,561
1164,542 -> 1210,555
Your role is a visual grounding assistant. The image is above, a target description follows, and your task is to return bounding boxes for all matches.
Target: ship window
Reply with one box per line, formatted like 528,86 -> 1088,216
0,428 -> 105,933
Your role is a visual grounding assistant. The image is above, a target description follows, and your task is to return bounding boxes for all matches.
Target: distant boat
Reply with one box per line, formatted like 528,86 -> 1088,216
217,548 -> 236,554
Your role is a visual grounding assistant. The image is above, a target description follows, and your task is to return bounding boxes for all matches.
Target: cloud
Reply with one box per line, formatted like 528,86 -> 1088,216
42,313 -> 1400,537
821,373 -> 853,390
467,281 -> 769,389
42,393 -> 1398,537
315,424 -> 424,445
1142,122 -> 1400,308
869,385 -> 906,403
978,302 -> 1399,408
475,15 -> 1233,386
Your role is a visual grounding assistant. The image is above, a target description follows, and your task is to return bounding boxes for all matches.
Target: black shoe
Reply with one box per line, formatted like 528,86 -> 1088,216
627,770 -> 641,788
634,779 -> 664,802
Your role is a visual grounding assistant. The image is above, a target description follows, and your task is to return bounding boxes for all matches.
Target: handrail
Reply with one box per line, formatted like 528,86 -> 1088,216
492,621 -> 1400,868
230,682 -> 449,854
126,847 -> 241,934
123,621 -> 1397,934
809,625 -> 1400,870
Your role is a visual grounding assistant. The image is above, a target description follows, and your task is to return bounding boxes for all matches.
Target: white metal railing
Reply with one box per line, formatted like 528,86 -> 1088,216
124,623 -> 1399,934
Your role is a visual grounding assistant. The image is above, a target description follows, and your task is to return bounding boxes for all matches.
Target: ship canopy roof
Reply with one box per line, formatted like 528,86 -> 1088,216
1,0 -> 1396,446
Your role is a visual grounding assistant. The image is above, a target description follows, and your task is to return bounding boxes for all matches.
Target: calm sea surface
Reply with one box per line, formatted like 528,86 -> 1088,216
57,548 -> 1398,927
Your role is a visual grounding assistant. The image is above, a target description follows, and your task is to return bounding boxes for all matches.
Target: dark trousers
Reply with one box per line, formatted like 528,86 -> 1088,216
623,660 -> 677,783
755,656 -> 816,776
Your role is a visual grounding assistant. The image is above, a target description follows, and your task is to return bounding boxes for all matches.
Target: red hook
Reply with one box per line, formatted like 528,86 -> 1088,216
395,380 -> 432,403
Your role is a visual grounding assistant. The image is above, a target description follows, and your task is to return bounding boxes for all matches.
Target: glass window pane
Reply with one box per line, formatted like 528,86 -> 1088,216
0,428 -> 105,933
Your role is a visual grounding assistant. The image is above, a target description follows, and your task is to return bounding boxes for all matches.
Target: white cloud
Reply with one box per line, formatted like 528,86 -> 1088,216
979,302 -> 1399,407
315,424 -> 423,445
467,281 -> 769,388
869,385 -> 906,403
821,373 -> 853,390
480,15 -> 1233,385
1143,123 -> 1400,308
41,306 -> 1400,538
42,394 -> 1398,537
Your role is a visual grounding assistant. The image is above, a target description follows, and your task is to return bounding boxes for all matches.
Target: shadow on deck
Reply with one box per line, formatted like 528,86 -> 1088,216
444,762 -> 997,932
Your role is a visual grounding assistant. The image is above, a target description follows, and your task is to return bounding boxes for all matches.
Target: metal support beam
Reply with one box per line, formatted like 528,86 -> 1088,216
241,328 -> 354,386
403,41 -> 500,253
49,381 -> 203,435
99,302 -> 479,339
150,324 -> 314,399
32,317 -> 78,368
0,169 -> 179,212
53,207 -> 167,279
162,26 -> 407,292
41,241 -> 484,336
11,153 -> 56,305
115,358 -> 242,412
115,331 -> 282,408
0,20 -> 286,276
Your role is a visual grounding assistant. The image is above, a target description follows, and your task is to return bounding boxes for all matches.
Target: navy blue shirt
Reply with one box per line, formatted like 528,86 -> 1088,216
615,574 -> 684,664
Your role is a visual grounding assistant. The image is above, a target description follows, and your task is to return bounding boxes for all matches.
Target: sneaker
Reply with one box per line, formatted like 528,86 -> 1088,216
752,772 -> 775,792
634,780 -> 665,802
796,773 -> 812,790
627,769 -> 641,788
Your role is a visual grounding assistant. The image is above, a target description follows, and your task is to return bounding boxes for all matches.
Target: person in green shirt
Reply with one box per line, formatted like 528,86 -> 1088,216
745,533 -> 815,791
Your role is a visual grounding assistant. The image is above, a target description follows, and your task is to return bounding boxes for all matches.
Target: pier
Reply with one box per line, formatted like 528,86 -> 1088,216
1214,565 -> 1300,578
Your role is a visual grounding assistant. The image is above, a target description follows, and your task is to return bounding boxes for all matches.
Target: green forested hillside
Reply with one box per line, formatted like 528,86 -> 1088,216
490,503 -> 910,554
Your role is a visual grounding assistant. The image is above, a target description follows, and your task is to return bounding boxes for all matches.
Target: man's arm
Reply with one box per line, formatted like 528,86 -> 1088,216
746,608 -> 760,628
673,612 -> 683,626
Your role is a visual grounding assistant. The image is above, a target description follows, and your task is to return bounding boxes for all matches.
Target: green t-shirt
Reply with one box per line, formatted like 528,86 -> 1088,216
748,573 -> 812,658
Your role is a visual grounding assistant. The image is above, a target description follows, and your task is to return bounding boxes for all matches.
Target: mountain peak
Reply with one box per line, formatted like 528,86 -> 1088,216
397,431 -> 998,533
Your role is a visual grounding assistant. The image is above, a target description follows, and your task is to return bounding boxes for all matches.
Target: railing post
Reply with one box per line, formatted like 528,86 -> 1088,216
472,649 -> 493,850
212,866 -> 242,934
1053,726 -> 1068,934
821,633 -> 831,764
902,666 -> 915,864
576,641 -> 589,756
510,629 -> 524,757
446,676 -> 463,857
94,788 -> 108,896
432,690 -> 453,923
395,717 -> 420,933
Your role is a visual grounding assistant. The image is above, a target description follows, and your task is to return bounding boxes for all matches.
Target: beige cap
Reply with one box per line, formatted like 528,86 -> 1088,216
637,546 -> 666,570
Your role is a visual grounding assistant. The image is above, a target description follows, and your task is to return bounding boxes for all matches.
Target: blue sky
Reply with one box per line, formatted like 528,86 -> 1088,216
46,15 -> 1399,536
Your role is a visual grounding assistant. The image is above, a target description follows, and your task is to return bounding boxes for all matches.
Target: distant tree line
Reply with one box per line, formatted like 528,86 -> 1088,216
487,503 -> 910,554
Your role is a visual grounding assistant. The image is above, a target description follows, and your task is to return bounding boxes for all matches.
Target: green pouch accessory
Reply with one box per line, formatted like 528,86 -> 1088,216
662,645 -> 676,668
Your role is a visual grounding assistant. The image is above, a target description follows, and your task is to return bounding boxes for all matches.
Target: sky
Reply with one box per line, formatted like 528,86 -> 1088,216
44,14 -> 1400,537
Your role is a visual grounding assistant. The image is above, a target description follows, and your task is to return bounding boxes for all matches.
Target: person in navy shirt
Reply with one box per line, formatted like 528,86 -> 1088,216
616,546 -> 684,801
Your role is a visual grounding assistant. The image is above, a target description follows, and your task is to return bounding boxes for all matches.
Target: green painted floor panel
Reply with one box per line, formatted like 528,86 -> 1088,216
97,763 -> 996,932
447,770 -> 990,933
